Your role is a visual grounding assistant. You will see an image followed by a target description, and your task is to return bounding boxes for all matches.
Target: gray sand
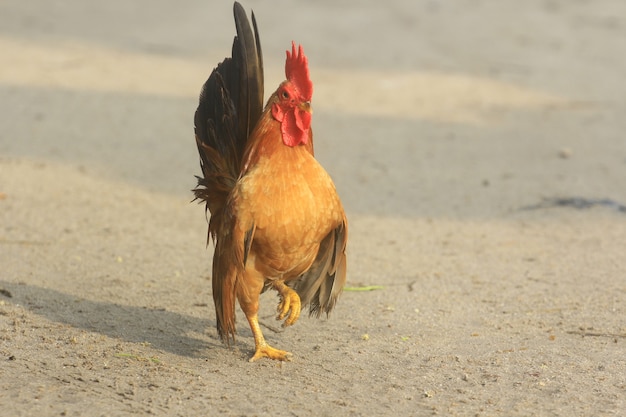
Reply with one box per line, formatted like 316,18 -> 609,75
1,1 -> 625,415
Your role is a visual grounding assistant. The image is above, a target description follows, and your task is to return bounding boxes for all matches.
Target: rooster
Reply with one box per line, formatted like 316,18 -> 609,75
193,2 -> 347,362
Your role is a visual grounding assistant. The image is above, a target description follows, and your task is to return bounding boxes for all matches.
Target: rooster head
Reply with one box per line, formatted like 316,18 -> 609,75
271,42 -> 313,147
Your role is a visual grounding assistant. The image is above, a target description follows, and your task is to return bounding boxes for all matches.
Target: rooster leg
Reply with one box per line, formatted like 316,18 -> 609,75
245,313 -> 292,362
273,281 -> 301,327
238,271 -> 292,362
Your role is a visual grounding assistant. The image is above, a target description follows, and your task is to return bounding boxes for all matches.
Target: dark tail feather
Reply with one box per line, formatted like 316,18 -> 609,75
212,239 -> 238,345
234,3 -> 263,143
193,2 -> 264,240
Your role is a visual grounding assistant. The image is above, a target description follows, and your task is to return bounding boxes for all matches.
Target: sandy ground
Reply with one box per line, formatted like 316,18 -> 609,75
1,0 -> 625,415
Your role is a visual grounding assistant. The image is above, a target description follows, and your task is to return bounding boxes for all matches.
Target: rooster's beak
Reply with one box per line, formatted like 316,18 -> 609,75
298,101 -> 312,113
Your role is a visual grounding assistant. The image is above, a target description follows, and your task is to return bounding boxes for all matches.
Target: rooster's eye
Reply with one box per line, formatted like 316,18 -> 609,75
281,90 -> 289,99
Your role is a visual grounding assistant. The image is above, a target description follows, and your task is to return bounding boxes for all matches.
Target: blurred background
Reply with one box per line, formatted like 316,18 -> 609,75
2,0 -> 624,219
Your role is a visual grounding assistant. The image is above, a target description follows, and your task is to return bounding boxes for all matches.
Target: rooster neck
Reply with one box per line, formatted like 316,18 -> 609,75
240,109 -> 313,176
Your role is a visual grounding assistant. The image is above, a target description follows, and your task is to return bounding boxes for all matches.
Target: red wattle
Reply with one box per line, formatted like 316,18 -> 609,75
281,109 -> 309,147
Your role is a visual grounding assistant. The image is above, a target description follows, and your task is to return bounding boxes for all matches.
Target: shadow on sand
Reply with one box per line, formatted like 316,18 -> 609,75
0,280 -> 220,357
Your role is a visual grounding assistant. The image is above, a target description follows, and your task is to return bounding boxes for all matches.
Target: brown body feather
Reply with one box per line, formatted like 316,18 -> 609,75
194,2 -> 347,359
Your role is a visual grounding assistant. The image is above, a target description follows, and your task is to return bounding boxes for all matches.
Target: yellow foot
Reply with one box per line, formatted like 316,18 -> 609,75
249,343 -> 293,362
275,283 -> 301,327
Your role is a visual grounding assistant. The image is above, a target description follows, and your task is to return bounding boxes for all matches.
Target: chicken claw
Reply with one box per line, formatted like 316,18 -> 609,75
273,281 -> 301,327
250,342 -> 293,362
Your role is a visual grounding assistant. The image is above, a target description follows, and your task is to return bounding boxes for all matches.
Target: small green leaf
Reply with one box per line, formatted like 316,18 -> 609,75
343,285 -> 384,292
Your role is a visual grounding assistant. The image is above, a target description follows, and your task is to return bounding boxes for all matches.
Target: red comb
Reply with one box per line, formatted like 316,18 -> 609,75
285,42 -> 313,101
